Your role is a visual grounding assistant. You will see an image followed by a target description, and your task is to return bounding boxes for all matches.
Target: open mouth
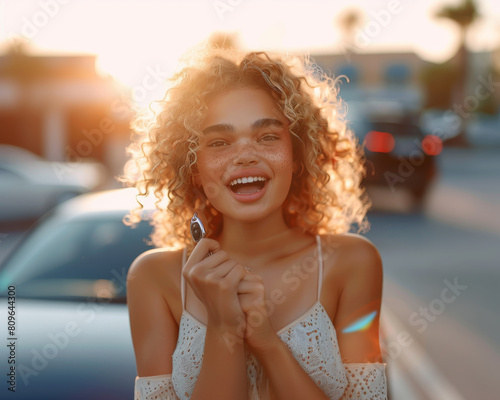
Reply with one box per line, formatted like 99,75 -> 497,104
228,178 -> 267,195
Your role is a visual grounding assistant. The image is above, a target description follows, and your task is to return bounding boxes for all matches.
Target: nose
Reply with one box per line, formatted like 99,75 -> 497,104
232,142 -> 259,166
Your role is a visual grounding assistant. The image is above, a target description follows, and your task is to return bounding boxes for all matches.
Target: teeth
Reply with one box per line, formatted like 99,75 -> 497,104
229,176 -> 267,187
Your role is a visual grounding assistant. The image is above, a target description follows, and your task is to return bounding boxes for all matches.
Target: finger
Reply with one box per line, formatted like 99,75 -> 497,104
237,293 -> 253,307
189,238 -> 222,263
222,264 -> 247,287
237,280 -> 261,294
198,237 -> 222,254
185,258 -> 237,288
240,272 -> 262,282
183,253 -> 230,287
185,247 -> 229,274
238,293 -> 265,313
205,259 -> 239,279
200,249 -> 232,271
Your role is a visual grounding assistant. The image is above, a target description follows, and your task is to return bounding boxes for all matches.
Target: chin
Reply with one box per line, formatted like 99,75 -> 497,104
222,204 -> 285,225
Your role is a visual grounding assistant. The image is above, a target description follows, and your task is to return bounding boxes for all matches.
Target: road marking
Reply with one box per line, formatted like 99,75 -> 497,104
381,307 -> 465,400
380,322 -> 423,400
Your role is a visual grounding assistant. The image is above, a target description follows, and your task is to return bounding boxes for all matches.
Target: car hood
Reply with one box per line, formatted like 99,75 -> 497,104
3,298 -> 137,400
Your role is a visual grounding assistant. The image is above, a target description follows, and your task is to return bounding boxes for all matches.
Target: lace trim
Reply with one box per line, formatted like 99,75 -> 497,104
134,374 -> 179,400
134,362 -> 388,400
277,303 -> 348,399
341,363 -> 387,399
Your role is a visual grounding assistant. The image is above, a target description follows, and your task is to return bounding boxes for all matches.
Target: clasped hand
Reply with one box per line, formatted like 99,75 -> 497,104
183,238 -> 275,352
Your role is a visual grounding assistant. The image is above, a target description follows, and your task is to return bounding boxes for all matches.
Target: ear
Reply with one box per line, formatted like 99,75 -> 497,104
292,159 -> 300,173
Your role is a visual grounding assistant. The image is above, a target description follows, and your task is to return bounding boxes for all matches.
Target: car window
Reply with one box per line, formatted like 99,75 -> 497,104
0,216 -> 154,301
370,122 -> 422,137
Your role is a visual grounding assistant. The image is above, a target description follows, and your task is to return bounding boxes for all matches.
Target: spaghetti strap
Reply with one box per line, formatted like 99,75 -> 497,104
315,235 -> 323,302
181,247 -> 187,309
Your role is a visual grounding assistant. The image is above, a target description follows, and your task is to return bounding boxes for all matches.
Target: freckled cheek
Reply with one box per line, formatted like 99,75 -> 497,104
262,144 -> 295,173
196,153 -> 226,183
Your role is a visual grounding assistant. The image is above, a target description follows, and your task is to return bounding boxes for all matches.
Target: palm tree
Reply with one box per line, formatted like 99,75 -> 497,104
337,8 -> 364,61
435,0 -> 479,144
207,31 -> 238,49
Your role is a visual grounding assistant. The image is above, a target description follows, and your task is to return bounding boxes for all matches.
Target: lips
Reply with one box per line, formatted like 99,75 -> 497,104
225,168 -> 271,186
227,178 -> 268,203
228,177 -> 266,195
222,168 -> 272,203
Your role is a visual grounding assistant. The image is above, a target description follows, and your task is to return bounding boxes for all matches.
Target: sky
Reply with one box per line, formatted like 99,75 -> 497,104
1,0 -> 499,104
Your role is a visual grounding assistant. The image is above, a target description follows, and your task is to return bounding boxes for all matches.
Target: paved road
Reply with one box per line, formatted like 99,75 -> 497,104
365,147 -> 500,399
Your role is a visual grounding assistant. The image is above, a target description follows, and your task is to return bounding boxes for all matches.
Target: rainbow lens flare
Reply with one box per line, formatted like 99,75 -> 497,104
342,311 -> 378,333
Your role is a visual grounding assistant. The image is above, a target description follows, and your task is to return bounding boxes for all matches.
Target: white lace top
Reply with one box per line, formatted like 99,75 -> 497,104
134,235 -> 387,399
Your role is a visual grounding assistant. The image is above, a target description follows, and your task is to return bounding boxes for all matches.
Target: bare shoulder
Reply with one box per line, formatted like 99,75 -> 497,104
319,233 -> 383,324
321,233 -> 384,363
320,233 -> 383,282
127,247 -> 183,285
127,247 -> 185,376
127,247 -> 185,321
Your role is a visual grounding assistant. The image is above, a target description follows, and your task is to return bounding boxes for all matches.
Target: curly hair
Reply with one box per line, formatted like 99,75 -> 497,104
121,47 -> 371,255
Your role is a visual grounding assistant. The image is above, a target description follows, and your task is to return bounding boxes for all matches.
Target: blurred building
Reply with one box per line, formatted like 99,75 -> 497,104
0,51 -> 131,180
468,50 -> 500,104
310,51 -> 427,111
312,52 -> 424,86
312,50 -> 499,113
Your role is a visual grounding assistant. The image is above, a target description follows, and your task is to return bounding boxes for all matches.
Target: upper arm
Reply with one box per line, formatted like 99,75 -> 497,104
127,250 -> 179,376
332,235 -> 384,363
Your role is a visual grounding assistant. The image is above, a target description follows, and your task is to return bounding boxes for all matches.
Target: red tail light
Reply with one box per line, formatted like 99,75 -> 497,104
422,135 -> 442,155
365,131 -> 395,153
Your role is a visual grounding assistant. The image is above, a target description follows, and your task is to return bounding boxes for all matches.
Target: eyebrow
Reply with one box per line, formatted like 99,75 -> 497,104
202,118 -> 284,135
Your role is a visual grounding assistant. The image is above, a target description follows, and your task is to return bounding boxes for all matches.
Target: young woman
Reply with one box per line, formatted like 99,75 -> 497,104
125,48 -> 387,399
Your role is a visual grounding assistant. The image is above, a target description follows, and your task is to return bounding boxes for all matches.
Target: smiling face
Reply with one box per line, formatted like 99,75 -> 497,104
195,87 -> 297,223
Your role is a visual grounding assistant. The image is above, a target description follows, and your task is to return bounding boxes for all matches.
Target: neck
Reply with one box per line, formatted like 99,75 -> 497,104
214,211 -> 298,268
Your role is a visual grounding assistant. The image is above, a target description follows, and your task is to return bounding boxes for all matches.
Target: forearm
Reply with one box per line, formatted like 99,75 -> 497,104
253,337 -> 329,400
190,325 -> 248,400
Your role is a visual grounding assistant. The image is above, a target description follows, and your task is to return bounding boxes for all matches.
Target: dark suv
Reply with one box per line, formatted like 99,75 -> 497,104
348,101 -> 440,207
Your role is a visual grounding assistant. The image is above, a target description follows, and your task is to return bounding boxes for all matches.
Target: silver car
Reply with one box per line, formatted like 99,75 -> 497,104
0,145 -> 108,226
0,188 -> 156,399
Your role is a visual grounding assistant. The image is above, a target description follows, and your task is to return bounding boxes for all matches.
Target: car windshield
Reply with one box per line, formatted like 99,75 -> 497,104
370,121 -> 422,137
0,215 -> 154,302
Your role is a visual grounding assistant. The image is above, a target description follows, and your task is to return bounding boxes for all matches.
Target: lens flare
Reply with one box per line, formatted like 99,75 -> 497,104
342,311 -> 377,333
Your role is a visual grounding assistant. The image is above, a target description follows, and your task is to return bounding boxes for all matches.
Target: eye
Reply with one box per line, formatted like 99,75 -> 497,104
260,134 -> 279,142
208,140 -> 229,148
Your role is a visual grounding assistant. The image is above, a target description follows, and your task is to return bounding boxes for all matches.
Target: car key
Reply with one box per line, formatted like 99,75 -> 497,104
190,213 -> 212,257
190,213 -> 206,242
